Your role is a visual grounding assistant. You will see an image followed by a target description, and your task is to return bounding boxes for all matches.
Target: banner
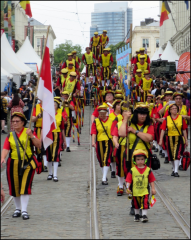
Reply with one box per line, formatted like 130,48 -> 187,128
11,2 -> 15,41
1,1 -> 4,29
4,1 -> 8,34
116,44 -> 131,96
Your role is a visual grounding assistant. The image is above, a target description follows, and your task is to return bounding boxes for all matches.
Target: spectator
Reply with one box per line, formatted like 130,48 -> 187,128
8,93 -> 25,131
53,82 -> 60,96
1,92 -> 8,134
23,89 -> 34,121
167,82 -> 176,92
27,81 -> 33,91
17,88 -> 22,99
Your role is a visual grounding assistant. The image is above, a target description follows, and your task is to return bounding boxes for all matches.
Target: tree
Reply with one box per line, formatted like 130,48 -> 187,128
54,40 -> 84,72
109,41 -> 126,73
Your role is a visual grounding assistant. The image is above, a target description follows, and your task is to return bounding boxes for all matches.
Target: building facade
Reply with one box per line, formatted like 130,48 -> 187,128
132,20 -> 160,59
90,2 -> 132,46
159,1 -> 190,56
28,18 -> 56,60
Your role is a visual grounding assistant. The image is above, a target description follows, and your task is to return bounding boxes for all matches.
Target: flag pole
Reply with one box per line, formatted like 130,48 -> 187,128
126,23 -> 132,164
21,25 -> 51,172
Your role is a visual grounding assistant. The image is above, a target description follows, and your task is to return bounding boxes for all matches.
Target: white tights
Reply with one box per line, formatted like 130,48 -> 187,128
110,162 -> 116,172
118,176 -> 124,188
102,166 -> 109,181
48,162 -> 58,177
13,195 -> 29,214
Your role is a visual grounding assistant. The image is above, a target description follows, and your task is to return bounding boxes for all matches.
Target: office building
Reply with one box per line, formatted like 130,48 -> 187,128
90,2 -> 132,46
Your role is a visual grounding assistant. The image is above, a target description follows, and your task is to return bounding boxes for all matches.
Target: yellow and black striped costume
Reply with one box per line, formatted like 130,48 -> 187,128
6,128 -> 38,197
46,113 -> 63,162
94,118 -> 113,167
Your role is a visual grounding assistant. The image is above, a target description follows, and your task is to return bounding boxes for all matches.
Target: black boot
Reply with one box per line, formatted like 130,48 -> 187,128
129,207 -> 135,215
164,157 -> 169,163
111,171 -> 116,178
66,147 -> 71,152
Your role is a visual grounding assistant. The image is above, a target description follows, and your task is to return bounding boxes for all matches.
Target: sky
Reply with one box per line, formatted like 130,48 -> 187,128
30,1 -> 160,51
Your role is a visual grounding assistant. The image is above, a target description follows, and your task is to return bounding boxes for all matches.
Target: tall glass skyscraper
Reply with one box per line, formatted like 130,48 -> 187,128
90,2 -> 132,46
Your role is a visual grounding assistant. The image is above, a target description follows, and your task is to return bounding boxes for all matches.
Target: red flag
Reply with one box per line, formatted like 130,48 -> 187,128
37,37 -> 56,149
150,195 -> 157,207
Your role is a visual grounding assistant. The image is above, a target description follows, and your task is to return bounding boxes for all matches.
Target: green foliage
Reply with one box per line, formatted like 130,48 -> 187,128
54,40 -> 84,72
109,41 -> 126,73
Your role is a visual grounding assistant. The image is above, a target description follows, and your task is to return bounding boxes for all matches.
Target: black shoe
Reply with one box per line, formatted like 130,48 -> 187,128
171,171 -> 175,176
179,165 -> 184,171
164,157 -> 169,163
43,166 -> 48,172
142,215 -> 148,222
53,176 -> 58,182
134,214 -> 140,222
129,207 -> 135,216
110,165 -> 112,171
161,153 -> 165,158
174,172 -> 179,177
154,148 -> 158,152
47,174 -> 53,180
66,147 -> 71,152
152,145 -> 156,150
102,181 -> 108,185
22,212 -> 29,220
111,171 -> 116,178
12,209 -> 21,218
58,162 -> 61,167
1,130 -> 7,134
159,150 -> 162,155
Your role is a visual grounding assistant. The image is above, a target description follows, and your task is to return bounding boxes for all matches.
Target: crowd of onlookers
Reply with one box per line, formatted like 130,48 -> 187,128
0,78 -> 37,134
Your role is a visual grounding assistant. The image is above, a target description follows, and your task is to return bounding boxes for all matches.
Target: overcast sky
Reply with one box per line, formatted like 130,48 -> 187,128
30,1 -> 160,51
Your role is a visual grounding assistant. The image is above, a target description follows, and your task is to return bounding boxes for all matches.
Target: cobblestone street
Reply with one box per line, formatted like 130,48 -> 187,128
1,108 -> 92,239
1,108 -> 190,239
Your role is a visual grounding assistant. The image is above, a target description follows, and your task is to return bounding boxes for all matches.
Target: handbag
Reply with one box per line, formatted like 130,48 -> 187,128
134,124 -> 160,170
182,150 -> 190,171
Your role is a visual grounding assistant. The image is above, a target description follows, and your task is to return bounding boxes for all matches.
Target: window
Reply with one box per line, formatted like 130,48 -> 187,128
142,39 -> 149,48
156,39 -> 159,48
37,38 -> 40,47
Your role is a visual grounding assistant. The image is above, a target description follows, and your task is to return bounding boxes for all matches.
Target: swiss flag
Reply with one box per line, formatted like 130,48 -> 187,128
37,37 -> 56,149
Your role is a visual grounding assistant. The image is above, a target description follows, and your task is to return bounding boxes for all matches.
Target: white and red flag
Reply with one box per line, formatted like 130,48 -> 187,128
37,37 -> 56,149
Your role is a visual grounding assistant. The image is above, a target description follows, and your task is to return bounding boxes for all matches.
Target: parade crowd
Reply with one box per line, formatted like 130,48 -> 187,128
1,30 -> 190,223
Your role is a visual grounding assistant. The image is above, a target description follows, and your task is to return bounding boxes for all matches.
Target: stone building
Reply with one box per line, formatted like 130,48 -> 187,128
159,1 -> 190,56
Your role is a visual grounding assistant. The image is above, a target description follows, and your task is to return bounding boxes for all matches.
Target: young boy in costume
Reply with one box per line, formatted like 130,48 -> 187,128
125,149 -> 156,222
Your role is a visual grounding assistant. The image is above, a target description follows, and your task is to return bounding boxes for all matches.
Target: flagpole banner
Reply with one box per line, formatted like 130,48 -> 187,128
4,1 -> 8,36
1,1 -> 4,29
37,37 -> 56,149
8,0 -> 11,45
116,44 -> 131,96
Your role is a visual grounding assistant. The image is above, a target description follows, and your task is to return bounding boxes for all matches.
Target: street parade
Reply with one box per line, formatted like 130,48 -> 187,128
1,1 -> 190,239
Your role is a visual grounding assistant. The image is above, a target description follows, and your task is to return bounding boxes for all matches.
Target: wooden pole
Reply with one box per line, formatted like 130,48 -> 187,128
21,25 -> 51,170
126,23 -> 132,163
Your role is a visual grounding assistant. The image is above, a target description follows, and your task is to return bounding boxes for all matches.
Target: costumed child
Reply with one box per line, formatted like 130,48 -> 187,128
125,149 -> 156,222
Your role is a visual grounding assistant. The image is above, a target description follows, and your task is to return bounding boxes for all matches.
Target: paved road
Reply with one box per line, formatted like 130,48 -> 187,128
1,111 -> 190,239
96,128 -> 190,239
1,107 -> 92,239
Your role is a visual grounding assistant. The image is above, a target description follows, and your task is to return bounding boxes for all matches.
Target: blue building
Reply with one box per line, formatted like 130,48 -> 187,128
90,2 -> 132,46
